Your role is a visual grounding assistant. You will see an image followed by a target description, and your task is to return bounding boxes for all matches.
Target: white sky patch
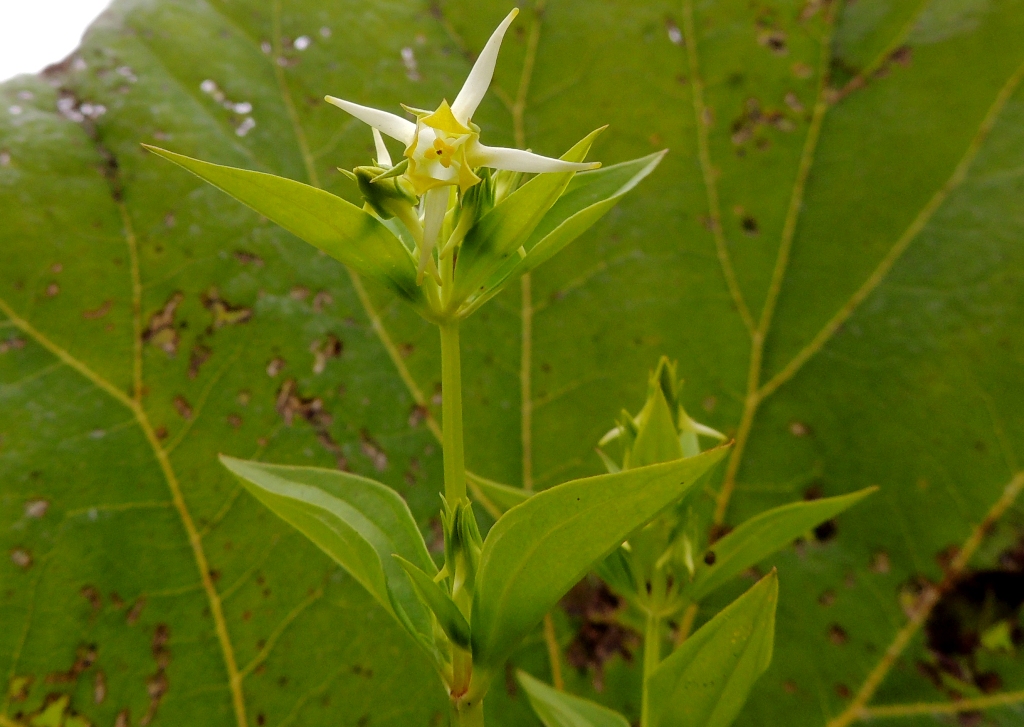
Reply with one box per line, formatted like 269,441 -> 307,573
0,1 -> 112,83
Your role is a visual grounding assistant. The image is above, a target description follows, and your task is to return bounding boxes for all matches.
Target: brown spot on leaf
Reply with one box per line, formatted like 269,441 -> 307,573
819,589 -> 836,607
784,91 -> 805,113
398,343 -> 415,359
47,644 -> 98,684
360,430 -> 388,471
888,45 -> 912,68
789,420 -> 810,437
276,379 -> 347,469
45,283 -> 60,297
24,498 -> 49,518
1,337 -> 27,354
871,551 -> 891,574
144,292 -> 184,356
312,291 -> 333,312
227,414 -> 242,429
94,670 -> 106,704
114,709 -> 130,727
408,404 -> 428,429
7,675 -> 33,702
80,585 -> 102,615
127,597 -> 146,625
758,29 -> 787,55
10,548 -> 32,570
202,288 -> 252,330
172,395 -> 193,420
828,624 -> 848,646
188,344 -> 212,380
290,286 -> 309,300
266,357 -> 286,377
234,250 -> 264,267
82,300 -> 113,320
835,683 -> 851,699
311,335 -> 342,374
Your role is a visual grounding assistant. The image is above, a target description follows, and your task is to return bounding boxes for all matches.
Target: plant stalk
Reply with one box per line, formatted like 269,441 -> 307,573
451,697 -> 485,727
440,320 -> 467,506
641,610 -> 662,727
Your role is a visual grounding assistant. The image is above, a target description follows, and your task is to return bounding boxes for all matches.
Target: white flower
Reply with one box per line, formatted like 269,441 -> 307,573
326,8 -> 599,284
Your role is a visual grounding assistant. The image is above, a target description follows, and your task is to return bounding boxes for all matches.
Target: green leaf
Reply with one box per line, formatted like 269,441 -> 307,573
471,447 -> 729,674
143,145 -> 425,309
219,456 -> 436,650
648,572 -> 778,727
452,128 -> 603,304
392,555 -> 472,649
688,487 -> 877,601
462,152 -> 667,314
517,670 -> 630,727
628,387 -> 684,468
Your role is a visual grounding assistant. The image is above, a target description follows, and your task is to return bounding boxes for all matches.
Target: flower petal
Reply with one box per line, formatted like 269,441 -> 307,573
418,187 -> 449,284
372,128 -> 393,167
324,96 -> 416,145
466,142 -> 601,174
450,8 -> 519,124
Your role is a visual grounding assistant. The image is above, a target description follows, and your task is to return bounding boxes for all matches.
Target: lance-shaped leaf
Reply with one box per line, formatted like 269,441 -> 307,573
517,670 -> 630,727
143,146 -> 425,308
393,555 -> 472,649
219,456 -> 437,650
688,487 -> 876,601
471,446 -> 729,674
648,572 -> 778,727
460,151 -> 666,316
452,128 -> 603,303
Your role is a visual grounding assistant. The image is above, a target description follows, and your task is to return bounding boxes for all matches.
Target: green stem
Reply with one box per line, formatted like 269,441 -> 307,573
451,697 -> 485,727
440,320 -> 466,505
641,610 -> 662,727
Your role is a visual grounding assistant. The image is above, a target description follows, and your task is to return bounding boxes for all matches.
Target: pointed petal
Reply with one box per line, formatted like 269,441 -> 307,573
467,142 -> 601,173
418,187 -> 449,284
450,8 -> 519,123
324,96 -> 416,145
372,128 -> 393,167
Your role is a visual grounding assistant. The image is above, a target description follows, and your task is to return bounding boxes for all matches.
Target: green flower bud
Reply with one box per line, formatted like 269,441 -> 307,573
351,164 -> 418,220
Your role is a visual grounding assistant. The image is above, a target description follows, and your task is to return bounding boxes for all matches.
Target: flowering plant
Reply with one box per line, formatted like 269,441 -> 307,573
145,8 -> 869,727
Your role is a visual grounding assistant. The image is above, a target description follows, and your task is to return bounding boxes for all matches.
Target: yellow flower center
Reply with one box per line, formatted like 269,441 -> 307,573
432,137 -> 457,168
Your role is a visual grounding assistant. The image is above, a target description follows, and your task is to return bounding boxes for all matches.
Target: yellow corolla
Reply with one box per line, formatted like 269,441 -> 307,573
325,8 -> 599,284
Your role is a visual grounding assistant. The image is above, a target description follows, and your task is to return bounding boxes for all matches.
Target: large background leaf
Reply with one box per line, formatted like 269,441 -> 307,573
2,1 -> 1024,726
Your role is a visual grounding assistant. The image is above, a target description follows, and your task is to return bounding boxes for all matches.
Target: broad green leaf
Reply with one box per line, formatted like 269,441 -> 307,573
471,447 -> 729,673
687,487 -> 877,601
393,555 -> 472,649
144,146 -> 425,309
219,457 -> 437,650
452,128 -> 602,303
517,670 -> 630,727
648,572 -> 778,727
4,1 -> 1024,725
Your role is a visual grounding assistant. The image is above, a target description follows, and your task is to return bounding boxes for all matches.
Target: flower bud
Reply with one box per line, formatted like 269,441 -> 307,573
350,164 -> 418,220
